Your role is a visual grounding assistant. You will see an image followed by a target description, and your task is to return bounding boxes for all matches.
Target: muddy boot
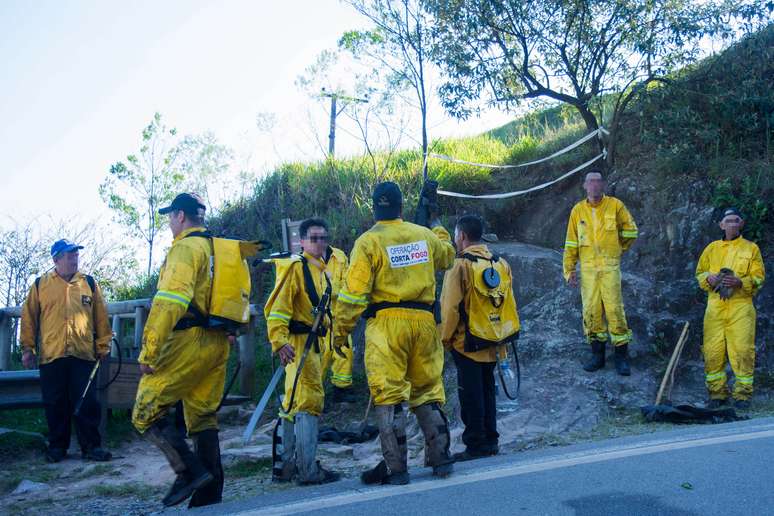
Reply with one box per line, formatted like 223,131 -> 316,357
295,412 -> 340,485
272,418 -> 297,483
413,402 -> 454,479
583,340 -> 606,372
361,404 -> 409,485
614,344 -> 631,376
188,429 -> 223,508
145,420 -> 213,507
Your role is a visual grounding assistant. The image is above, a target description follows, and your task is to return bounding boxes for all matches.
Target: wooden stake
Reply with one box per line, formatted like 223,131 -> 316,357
655,322 -> 690,405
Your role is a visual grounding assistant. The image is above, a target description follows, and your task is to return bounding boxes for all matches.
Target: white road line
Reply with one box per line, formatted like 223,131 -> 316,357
234,425 -> 774,516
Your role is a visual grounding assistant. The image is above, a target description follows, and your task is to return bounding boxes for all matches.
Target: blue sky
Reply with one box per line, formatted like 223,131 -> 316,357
0,0 -> 513,230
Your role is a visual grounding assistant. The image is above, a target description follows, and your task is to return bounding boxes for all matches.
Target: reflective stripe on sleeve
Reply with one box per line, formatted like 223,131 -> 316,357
267,311 -> 291,323
620,230 -> 639,238
338,290 -> 368,306
154,290 -> 191,309
564,240 -> 579,249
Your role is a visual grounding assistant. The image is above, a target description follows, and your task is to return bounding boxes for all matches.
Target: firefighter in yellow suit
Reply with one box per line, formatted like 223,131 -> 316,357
696,208 -> 765,410
563,171 -> 638,376
319,246 -> 356,403
334,181 -> 456,486
132,193 -> 227,508
265,218 -> 340,485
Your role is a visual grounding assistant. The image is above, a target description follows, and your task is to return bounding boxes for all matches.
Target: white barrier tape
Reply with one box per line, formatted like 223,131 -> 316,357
437,152 -> 604,200
430,126 -> 608,170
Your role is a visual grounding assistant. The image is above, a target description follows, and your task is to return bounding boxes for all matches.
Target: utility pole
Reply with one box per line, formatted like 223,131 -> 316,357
321,88 -> 368,158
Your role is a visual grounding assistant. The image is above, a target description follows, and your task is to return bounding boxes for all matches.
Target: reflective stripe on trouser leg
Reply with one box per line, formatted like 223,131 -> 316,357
726,301 -> 756,401
294,412 -> 321,482
375,404 -> 407,474
413,402 -> 453,468
702,306 -> 730,399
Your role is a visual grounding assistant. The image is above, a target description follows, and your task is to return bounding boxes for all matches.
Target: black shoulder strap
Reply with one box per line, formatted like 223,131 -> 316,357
461,253 -> 479,262
85,274 -> 96,294
35,276 -> 41,293
462,253 -> 499,264
183,230 -> 213,239
300,256 -> 321,308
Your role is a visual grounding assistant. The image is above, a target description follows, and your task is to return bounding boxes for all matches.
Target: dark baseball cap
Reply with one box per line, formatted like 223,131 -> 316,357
50,239 -> 83,257
720,207 -> 743,221
158,193 -> 206,215
372,181 -> 402,220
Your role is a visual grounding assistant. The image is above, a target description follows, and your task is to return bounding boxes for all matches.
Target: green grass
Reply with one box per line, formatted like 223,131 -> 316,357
92,482 -> 161,499
225,457 -> 273,478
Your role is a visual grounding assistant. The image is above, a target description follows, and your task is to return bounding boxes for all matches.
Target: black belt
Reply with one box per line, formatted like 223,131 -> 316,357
363,301 -> 434,319
288,319 -> 328,337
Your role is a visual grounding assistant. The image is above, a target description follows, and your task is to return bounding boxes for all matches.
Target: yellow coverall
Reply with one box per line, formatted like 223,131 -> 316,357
265,251 -> 334,419
334,219 -> 455,408
563,195 -> 638,345
132,226 -> 229,435
319,247 -> 354,389
20,271 -> 112,364
696,237 -> 765,401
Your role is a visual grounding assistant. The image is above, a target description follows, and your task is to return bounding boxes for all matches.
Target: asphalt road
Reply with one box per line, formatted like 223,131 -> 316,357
200,416 -> 774,516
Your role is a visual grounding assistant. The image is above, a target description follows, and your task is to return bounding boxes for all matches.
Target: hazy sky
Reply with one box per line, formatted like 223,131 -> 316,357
0,0 -> 512,230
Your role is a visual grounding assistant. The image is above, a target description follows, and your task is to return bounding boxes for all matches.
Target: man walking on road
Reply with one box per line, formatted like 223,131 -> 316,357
132,193 -> 228,508
563,171 -> 638,376
20,239 -> 113,463
696,208 -> 765,410
334,181 -> 456,485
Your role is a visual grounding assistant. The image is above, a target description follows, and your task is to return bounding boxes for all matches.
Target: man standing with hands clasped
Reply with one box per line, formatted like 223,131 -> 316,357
20,239 -> 113,463
696,208 -> 765,410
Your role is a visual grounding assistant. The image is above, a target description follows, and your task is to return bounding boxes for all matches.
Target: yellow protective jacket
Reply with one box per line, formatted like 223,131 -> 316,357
265,248 -> 347,354
439,244 -> 520,363
563,195 -> 638,279
695,236 -> 765,302
334,219 -> 455,338
20,271 -> 112,365
139,226 -> 215,366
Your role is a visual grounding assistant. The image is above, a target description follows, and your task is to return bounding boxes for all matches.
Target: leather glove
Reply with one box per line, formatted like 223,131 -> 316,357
240,240 -> 271,259
715,267 -> 735,300
333,335 -> 350,358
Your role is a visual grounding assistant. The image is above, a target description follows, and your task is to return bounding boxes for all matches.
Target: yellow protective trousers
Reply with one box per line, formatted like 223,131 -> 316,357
281,333 -> 324,419
703,298 -> 756,400
580,266 -> 632,346
132,327 -> 229,434
364,308 -> 445,408
321,336 -> 353,388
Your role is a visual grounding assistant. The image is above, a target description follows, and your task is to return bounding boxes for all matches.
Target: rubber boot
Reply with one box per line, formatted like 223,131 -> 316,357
413,402 -> 454,479
361,404 -> 409,485
272,417 -> 297,483
613,344 -> 631,376
583,340 -> 606,372
295,412 -> 340,485
144,420 -> 213,507
188,429 -> 223,508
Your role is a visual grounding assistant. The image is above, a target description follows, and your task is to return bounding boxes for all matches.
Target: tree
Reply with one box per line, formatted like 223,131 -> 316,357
176,132 -> 234,215
0,220 -> 49,308
427,0 -> 772,166
341,0 -> 434,179
100,112 -> 183,277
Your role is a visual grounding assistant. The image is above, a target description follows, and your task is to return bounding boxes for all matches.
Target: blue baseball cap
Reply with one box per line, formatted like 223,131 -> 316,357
50,239 -> 83,258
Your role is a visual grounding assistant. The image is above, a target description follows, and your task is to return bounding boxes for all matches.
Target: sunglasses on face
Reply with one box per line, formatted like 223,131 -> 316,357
306,235 -> 329,243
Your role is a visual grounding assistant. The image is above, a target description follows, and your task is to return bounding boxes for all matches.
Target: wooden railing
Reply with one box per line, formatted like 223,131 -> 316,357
0,299 -> 260,412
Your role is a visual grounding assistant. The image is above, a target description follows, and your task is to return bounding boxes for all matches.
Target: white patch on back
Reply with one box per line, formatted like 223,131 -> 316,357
386,240 -> 430,268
